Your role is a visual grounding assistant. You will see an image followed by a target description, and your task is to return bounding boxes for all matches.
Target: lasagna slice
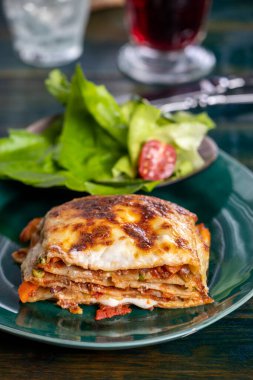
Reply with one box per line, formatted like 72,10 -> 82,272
13,194 -> 213,319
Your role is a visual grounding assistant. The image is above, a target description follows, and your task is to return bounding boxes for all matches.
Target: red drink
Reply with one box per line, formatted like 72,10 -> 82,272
126,0 -> 211,52
118,0 -> 215,84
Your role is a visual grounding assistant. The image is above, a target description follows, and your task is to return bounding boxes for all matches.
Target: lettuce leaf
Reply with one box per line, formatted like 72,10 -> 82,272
0,166 -> 66,187
128,102 -> 161,167
0,129 -> 50,157
112,155 -> 135,179
168,111 -> 215,128
155,111 -> 215,174
57,67 -> 123,183
0,129 -> 65,186
127,108 -> 214,176
120,98 -> 142,124
158,111 -> 214,150
84,181 -> 144,195
75,66 -> 127,147
45,69 -> 70,105
0,66 -> 215,195
57,70 -> 96,174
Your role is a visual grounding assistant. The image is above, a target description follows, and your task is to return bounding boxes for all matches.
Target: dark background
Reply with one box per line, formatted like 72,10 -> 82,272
0,1 -> 253,379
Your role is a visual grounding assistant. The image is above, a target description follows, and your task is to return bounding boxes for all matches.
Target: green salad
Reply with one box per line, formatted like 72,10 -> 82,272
0,66 -> 215,195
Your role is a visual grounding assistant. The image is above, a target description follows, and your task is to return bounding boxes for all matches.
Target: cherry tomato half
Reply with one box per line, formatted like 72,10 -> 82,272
138,140 -> 177,181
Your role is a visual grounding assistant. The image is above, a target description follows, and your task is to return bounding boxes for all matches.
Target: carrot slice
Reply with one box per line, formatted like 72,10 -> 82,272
69,306 -> 83,315
18,281 -> 38,303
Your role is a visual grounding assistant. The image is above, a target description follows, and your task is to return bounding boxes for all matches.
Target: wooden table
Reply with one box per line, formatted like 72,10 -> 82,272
1,2 -> 253,379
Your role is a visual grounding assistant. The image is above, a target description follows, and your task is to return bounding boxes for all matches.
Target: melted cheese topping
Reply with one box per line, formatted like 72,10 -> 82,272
52,239 -> 196,271
39,195 -> 204,272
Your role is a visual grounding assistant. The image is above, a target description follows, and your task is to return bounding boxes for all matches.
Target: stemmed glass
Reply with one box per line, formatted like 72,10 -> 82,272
118,0 -> 215,85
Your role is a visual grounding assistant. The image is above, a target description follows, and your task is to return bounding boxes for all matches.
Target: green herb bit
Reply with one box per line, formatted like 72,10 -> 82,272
138,273 -> 145,281
32,269 -> 45,278
38,257 -> 46,265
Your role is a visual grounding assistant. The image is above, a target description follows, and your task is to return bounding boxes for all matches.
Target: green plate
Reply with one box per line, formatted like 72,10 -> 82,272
0,150 -> 253,349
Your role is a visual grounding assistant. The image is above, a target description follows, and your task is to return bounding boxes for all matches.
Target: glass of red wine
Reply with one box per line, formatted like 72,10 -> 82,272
118,0 -> 215,85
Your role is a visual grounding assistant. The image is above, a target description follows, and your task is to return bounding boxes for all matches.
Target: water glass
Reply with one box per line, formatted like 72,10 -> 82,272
3,0 -> 91,67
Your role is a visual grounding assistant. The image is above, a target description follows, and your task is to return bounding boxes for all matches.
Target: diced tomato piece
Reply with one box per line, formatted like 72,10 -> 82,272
150,267 -> 160,278
138,140 -> 176,180
167,265 -> 182,274
50,257 -> 61,264
95,305 -> 132,320
93,292 -> 102,299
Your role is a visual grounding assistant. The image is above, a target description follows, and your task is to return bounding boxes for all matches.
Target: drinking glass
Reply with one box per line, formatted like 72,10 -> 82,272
3,0 -> 91,67
118,0 -> 216,85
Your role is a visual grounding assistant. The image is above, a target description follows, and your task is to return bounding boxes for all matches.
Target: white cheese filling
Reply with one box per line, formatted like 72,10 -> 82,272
94,297 -> 157,309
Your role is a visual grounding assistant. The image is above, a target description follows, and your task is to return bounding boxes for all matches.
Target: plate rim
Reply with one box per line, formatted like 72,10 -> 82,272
0,150 -> 253,349
0,285 -> 253,350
